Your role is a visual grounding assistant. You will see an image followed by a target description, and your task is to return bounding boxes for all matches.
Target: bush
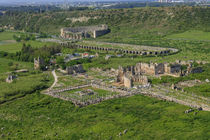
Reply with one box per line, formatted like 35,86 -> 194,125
8,62 -> 13,66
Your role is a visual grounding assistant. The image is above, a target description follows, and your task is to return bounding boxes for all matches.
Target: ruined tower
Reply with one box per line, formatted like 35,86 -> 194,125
34,57 -> 44,70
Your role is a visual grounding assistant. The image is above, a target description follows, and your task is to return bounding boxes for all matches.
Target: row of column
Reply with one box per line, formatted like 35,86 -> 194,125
60,43 -> 170,56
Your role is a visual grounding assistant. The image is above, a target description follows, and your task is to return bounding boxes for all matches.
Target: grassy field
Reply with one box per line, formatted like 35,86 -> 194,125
0,93 -> 209,139
0,71 -> 53,103
57,86 -> 118,100
0,31 -> 58,53
0,58 -> 33,73
166,30 -> 210,41
0,31 -> 21,41
0,57 -> 53,103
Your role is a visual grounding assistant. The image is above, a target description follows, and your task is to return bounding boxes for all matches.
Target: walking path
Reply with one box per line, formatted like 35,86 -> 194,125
48,70 -> 58,91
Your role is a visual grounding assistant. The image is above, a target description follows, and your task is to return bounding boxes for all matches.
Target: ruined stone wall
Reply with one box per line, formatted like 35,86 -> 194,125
138,63 -> 156,75
164,63 -> 171,74
61,24 -> 109,39
124,75 -> 133,88
155,63 -> 165,75
133,75 -> 148,85
93,29 -> 110,38
170,64 -> 181,74
190,67 -> 203,74
116,65 -> 149,87
66,64 -> 85,74
116,66 -> 125,83
34,57 -> 44,70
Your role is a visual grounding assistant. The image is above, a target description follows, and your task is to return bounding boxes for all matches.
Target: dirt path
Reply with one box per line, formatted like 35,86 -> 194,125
48,70 -> 58,91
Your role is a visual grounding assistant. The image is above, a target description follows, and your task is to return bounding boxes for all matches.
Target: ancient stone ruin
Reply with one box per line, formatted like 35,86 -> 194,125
66,64 -> 85,74
6,75 -> 17,83
76,89 -> 95,97
121,62 -> 182,77
34,57 -> 44,70
61,24 -> 110,40
60,43 -> 175,56
116,60 -> 205,88
117,66 -> 149,88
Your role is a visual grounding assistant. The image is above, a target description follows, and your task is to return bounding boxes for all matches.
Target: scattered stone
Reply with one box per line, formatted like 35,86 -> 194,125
185,109 -> 193,114
123,129 -> 128,134
118,132 -> 122,136
171,84 -> 177,90
6,75 -> 17,83
198,107 -> 203,111
205,79 -> 209,83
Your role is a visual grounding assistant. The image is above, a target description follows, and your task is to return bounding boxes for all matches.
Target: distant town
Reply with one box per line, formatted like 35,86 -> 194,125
0,0 -> 209,8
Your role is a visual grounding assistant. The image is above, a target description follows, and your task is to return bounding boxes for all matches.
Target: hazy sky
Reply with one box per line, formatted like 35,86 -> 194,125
0,0 -> 142,4
0,0 -> 130,2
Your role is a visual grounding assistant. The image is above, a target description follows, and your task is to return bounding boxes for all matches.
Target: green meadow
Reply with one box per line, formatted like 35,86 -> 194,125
0,71 -> 53,103
166,30 -> 210,41
0,31 -> 20,41
0,58 -> 33,73
0,31 -> 58,53
0,93 -> 209,139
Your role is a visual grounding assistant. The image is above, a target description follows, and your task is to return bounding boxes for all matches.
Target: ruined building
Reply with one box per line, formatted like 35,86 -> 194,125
34,57 -> 45,70
116,62 -> 183,88
6,75 -> 17,83
117,66 -> 149,88
61,24 -> 110,40
135,62 -> 182,76
66,64 -> 85,74
116,60 -> 204,88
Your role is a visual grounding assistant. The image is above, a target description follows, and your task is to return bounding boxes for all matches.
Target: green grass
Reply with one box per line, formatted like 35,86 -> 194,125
0,71 -> 53,103
0,31 -> 58,53
55,74 -> 87,89
166,30 -> 210,41
0,31 -> 20,41
184,83 -> 210,97
0,57 -> 53,103
0,93 -> 209,139
0,40 -> 58,53
58,86 -> 118,100
0,58 -> 33,73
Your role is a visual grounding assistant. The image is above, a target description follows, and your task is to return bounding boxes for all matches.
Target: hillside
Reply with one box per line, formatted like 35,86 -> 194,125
0,6 -> 210,35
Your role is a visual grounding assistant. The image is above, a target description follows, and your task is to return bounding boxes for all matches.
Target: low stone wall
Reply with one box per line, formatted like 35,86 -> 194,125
47,85 -> 91,94
43,83 -> 209,111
